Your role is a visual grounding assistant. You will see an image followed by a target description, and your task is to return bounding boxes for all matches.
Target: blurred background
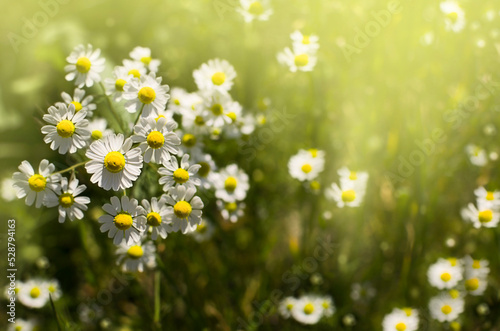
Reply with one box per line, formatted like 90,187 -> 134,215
1,0 -> 500,330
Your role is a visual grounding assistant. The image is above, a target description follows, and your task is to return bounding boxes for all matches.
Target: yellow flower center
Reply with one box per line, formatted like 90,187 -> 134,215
76,57 -> 91,73
115,78 -> 127,91
182,134 -> 197,147
226,202 -> 238,213
465,278 -> 479,291
128,69 -> 141,78
449,289 -> 460,299
308,148 -> 318,157
141,56 -> 152,65
486,191 -> 495,200
472,260 -> 481,269
450,322 -> 461,331
341,190 -> 356,202
248,1 -> 264,15
286,303 -> 293,311
104,151 -> 126,173
174,201 -> 192,219
478,210 -> 493,223
114,213 -> 133,230
224,176 -> 238,192
48,285 -> 56,293
211,72 -> 226,86
310,180 -> 320,190
147,211 -> 162,226
147,131 -> 165,149
173,168 -> 190,184
71,101 -> 83,112
195,115 -> 205,126
227,112 -> 237,122
302,35 -> 311,44
447,12 -> 458,23
59,193 -> 74,208
301,164 -> 312,173
196,222 -> 207,233
303,303 -> 314,315
28,174 -> 46,192
198,162 -> 210,178
349,172 -> 358,180
441,304 -> 452,315
30,287 -> 41,298
402,308 -> 412,316
127,245 -> 144,259
448,258 -> 457,266
211,103 -> 224,116
322,301 -> 329,309
294,54 -> 309,67
440,272 -> 452,282
56,120 -> 75,138
92,130 -> 103,140
138,86 -> 156,104
395,323 -> 407,331
173,98 -> 180,105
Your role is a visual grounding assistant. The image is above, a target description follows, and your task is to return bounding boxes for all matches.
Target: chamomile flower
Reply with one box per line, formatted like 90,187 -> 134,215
277,47 -> 317,72
45,177 -> 90,223
65,44 -> 105,88
214,164 -> 250,202
193,153 -> 217,190
178,132 -> 205,160
288,150 -> 325,182
463,256 -> 490,278
7,319 -> 35,331
99,196 -> 146,245
123,72 -> 170,118
290,30 -> 320,53
181,108 -> 211,136
465,144 -> 487,166
141,197 -> 174,240
429,292 -> 464,322
104,66 -> 134,102
474,186 -> 500,208
12,159 -> 61,208
131,116 -> 180,164
338,166 -> 369,188
325,181 -> 366,208
224,113 -> 256,139
187,218 -> 215,242
115,239 -> 156,272
198,90 -> 242,128
193,59 -> 236,94
319,296 -> 335,317
58,88 -> 96,117
464,275 -> 488,296
382,308 -> 419,331
291,295 -> 324,325
237,0 -> 273,23
440,1 -> 466,33
167,87 -> 194,114
45,279 -> 62,301
129,46 -> 161,73
164,185 -> 204,234
88,118 -> 114,141
3,281 -> 21,299
41,103 -> 90,154
217,200 -> 245,223
279,297 -> 297,319
121,59 -> 147,79
18,279 -> 49,309
427,258 -> 464,289
85,133 -> 143,191
158,154 -> 201,190
461,202 -> 500,228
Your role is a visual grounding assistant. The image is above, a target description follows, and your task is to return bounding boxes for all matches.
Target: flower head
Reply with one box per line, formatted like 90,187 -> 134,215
65,44 -> 105,88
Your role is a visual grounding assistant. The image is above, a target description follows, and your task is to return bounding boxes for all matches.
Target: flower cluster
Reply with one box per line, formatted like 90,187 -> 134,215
5,278 -> 61,309
382,308 -> 419,331
461,186 -> 500,228
278,30 -> 319,72
279,294 -> 335,325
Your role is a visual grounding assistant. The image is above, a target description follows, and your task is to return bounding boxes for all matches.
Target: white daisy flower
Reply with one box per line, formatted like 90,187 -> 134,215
178,132 -> 205,160
3,281 -> 21,299
429,292 -> 464,322
290,30 -> 320,53
474,186 -> 500,208
223,113 -> 256,139
186,218 -> 215,242
58,88 -> 96,117
461,202 -> 500,228
464,275 -> 488,296
193,58 -> 236,94
181,104 -> 211,136
45,279 -> 62,301
463,255 -> 490,278
338,166 -> 369,188
158,154 -> 201,190
382,308 -> 419,331
130,46 -> 161,73
325,180 -> 366,208
7,318 -> 35,331
121,59 -> 147,79
164,185 -> 204,234
319,296 -> 335,317
167,88 -> 196,115
290,295 -> 324,325
1,177 -> 18,202
12,159 -> 61,208
217,200 -> 245,223
44,177 -> 90,223
237,0 -> 273,23
214,164 -> 250,202
465,144 -> 488,166
123,72 -> 170,118
115,239 -> 156,272
85,133 -> 143,191
18,279 -> 49,309
41,103 -> 90,154
88,118 -> 114,141
65,44 -> 105,88
99,196 -> 146,245
131,116 -> 180,164
427,258 -> 464,289
141,197 -> 174,240
104,66 -> 134,102
198,90 -> 242,128
279,296 -> 296,319
440,1 -> 466,33
288,149 -> 325,182
277,47 -> 317,72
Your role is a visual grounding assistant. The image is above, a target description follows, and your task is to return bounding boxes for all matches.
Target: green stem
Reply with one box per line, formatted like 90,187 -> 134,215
130,104 -> 145,136
154,270 -> 161,328
49,294 -> 63,331
53,160 -> 89,175
99,82 -> 126,133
